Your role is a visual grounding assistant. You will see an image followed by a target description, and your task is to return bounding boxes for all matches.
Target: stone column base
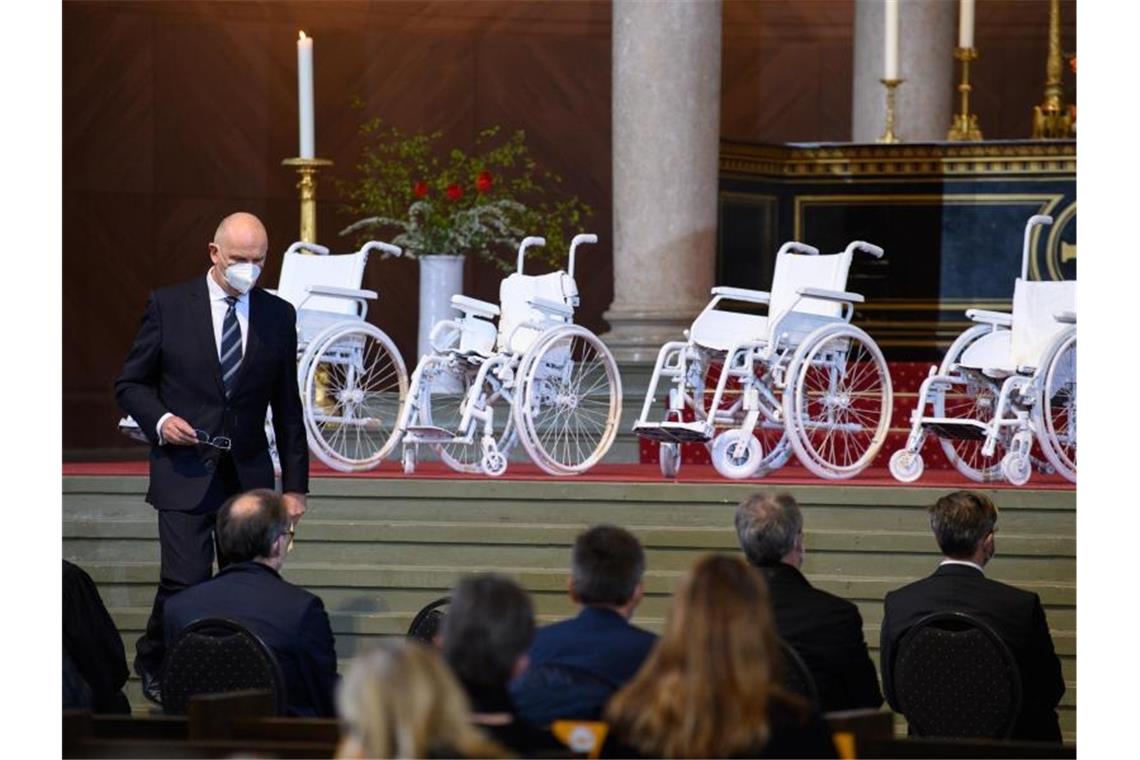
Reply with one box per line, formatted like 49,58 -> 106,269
600,305 -> 704,364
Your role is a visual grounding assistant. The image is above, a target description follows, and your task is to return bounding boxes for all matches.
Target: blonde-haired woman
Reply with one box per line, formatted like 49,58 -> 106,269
603,555 -> 836,758
336,638 -> 510,759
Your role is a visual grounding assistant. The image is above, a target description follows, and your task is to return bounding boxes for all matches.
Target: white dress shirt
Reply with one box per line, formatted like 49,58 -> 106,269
156,271 -> 250,442
939,558 -> 985,575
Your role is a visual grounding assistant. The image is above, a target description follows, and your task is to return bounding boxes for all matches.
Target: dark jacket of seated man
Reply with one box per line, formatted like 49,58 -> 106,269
163,489 -> 338,717
880,491 -> 1065,743
736,493 -> 883,713
510,524 -> 657,725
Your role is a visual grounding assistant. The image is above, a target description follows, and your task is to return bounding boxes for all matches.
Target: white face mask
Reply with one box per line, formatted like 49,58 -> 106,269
223,262 -> 261,294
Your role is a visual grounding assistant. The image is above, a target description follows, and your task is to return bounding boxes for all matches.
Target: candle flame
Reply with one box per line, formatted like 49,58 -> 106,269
299,31 -> 308,41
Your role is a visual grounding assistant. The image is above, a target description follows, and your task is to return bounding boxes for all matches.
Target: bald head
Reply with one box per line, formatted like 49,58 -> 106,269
216,489 -> 291,565
214,212 -> 268,250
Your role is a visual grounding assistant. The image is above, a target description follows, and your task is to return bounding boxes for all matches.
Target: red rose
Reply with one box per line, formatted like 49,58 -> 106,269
412,180 -> 429,198
475,170 -> 493,193
446,183 -> 463,201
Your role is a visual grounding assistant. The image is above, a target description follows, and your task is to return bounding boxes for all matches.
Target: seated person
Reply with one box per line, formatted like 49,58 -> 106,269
63,559 -> 131,713
164,489 -> 338,717
603,555 -> 837,758
511,524 -> 657,724
735,492 -> 882,712
335,639 -> 508,759
880,490 -> 1065,742
442,573 -> 568,756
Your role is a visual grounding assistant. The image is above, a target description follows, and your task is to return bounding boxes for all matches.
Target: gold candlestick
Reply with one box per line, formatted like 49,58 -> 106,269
948,47 -> 983,141
282,157 -> 334,243
877,78 -> 903,144
1031,0 -> 1073,139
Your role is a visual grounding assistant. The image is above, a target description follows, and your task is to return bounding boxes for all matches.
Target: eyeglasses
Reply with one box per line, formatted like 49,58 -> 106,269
285,524 -> 296,553
195,429 -> 232,451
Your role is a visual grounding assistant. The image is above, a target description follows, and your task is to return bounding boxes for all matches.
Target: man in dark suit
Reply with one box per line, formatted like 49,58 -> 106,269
510,524 -> 657,724
116,212 -> 309,703
736,492 -> 883,713
880,490 -> 1065,742
164,489 -> 337,717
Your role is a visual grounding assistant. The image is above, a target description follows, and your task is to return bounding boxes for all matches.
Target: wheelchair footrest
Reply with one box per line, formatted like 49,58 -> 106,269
633,420 -> 712,444
926,421 -> 990,441
403,425 -> 456,443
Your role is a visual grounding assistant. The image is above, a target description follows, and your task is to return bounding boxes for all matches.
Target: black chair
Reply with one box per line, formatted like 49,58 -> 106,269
890,611 -> 1022,739
406,596 -> 450,643
776,638 -> 820,708
160,618 -> 286,716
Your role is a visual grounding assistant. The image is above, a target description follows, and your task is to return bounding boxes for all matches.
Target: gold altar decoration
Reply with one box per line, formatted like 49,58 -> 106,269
282,157 -> 334,243
876,79 -> 903,144
947,48 -> 983,141
1031,0 -> 1073,139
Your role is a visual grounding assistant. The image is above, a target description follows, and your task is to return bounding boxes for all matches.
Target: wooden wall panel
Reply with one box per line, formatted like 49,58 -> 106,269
62,0 -> 1075,456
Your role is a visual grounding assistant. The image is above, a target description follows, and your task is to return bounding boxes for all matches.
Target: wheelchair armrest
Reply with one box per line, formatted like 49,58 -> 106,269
529,297 -> 574,318
711,286 -> 771,304
451,294 -> 500,319
965,309 -> 1013,327
1054,310 -> 1076,324
305,285 -> 378,301
796,286 -> 865,304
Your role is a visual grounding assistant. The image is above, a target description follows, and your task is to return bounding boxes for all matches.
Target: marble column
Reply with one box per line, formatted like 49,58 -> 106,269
604,0 -> 721,363
852,0 -> 955,142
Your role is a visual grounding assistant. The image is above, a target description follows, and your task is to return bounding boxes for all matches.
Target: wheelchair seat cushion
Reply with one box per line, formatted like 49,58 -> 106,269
497,271 -> 576,354
958,329 -> 1015,376
1010,279 -> 1076,370
689,309 -> 769,351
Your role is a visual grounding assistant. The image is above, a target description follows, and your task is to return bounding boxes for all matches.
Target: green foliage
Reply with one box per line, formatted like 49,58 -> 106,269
338,120 -> 593,271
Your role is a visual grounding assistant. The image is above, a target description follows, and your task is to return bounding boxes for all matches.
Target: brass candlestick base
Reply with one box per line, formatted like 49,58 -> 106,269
877,78 -> 903,144
282,157 -> 334,243
1031,0 -> 1073,139
948,48 -> 983,141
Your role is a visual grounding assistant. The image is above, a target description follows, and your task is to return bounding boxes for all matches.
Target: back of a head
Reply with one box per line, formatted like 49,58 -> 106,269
735,492 -> 802,566
442,574 -> 535,690
606,554 -> 780,757
337,639 -> 507,759
571,524 -> 645,607
215,489 -> 290,565
928,491 -> 998,559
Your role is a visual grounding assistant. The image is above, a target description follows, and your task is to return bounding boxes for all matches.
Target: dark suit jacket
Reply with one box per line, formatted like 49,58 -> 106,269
880,563 -> 1065,742
510,606 -> 657,723
163,561 -> 338,717
115,276 -> 308,512
758,562 -> 883,713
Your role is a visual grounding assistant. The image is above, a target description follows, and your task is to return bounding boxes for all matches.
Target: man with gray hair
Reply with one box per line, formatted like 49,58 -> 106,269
735,492 -> 882,712
880,491 -> 1064,742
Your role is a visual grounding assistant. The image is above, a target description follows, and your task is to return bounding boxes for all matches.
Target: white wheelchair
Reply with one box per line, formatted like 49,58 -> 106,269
270,240 -> 409,472
394,234 -> 622,477
889,215 -> 1076,485
632,240 -> 892,480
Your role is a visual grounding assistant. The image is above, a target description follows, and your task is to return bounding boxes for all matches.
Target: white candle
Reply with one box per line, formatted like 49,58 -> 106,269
884,0 -> 899,80
297,31 -> 315,159
958,0 -> 975,49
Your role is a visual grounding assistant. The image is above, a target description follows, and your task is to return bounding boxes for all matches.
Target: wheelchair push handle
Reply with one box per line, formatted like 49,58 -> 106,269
776,241 -> 821,257
360,241 -> 403,259
516,236 -> 546,274
568,233 -> 597,279
1022,215 -> 1053,280
284,241 -> 331,256
844,240 -> 885,259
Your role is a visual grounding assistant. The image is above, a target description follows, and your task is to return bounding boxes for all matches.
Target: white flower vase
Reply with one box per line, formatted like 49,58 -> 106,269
417,254 -> 466,361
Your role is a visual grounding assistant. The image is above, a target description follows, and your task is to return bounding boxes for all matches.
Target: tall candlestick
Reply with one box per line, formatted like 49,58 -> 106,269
297,31 -> 315,159
958,0 -> 976,49
884,0 -> 900,80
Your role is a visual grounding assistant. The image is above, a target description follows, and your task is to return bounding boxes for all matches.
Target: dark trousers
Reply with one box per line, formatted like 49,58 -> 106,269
135,455 -> 239,678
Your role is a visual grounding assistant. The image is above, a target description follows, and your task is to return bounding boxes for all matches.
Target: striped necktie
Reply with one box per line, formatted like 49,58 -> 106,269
220,296 -> 242,396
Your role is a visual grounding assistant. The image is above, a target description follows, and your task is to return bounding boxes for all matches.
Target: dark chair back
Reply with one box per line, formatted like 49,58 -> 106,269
160,618 -> 286,716
891,611 -> 1022,739
777,638 -> 820,708
406,596 -> 450,643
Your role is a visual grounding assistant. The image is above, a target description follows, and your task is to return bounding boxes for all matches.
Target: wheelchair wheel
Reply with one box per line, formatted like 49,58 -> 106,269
659,442 -> 681,478
782,323 -> 892,479
514,325 -> 622,475
933,324 -> 1007,482
1032,329 -> 1076,483
711,429 -> 763,479
303,322 -> 408,472
414,362 -> 517,474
